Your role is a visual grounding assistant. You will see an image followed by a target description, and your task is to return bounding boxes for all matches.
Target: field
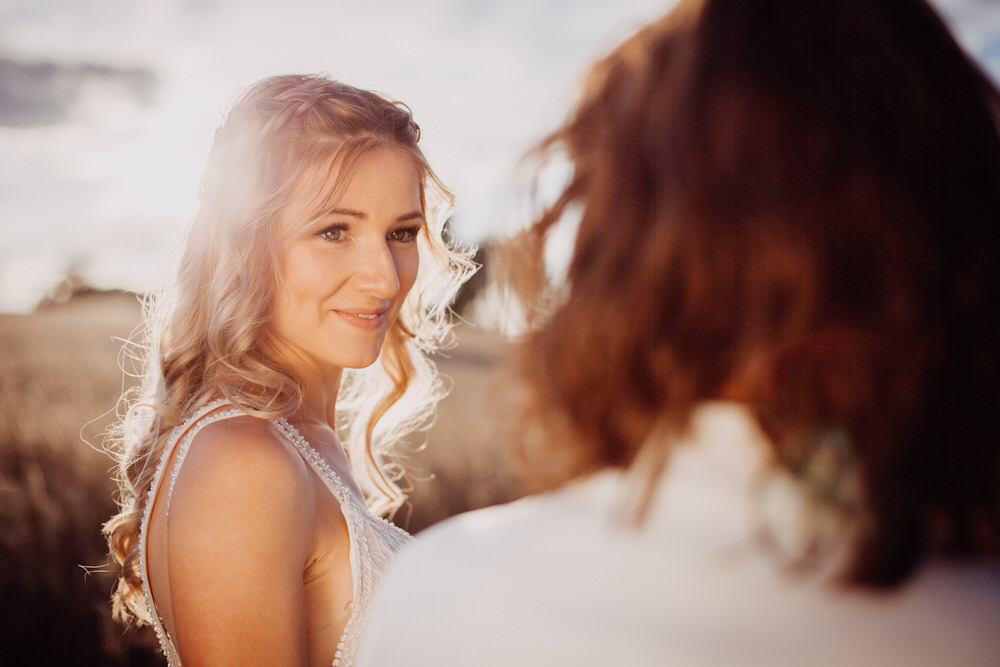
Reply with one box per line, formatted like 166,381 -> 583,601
0,292 -> 520,666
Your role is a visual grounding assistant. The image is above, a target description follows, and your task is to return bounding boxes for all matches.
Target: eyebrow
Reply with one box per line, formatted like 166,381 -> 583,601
327,207 -> 424,222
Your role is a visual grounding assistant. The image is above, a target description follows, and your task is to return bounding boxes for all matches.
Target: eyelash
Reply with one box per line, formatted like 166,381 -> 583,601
389,225 -> 422,243
318,224 -> 348,242
316,224 -> 422,243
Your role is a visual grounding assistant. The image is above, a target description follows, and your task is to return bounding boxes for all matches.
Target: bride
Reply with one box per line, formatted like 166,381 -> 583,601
103,74 -> 473,666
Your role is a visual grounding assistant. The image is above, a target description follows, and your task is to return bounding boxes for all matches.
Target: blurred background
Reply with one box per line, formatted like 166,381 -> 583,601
2,0 -> 998,664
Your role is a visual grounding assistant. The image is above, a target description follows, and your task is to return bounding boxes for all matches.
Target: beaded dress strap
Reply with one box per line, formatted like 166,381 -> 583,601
137,399 -> 244,666
271,417 -> 361,667
270,418 -> 410,667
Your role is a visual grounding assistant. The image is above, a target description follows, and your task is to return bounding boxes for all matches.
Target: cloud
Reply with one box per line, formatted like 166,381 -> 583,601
0,57 -> 157,127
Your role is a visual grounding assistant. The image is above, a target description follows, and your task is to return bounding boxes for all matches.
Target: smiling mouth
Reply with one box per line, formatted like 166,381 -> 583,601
336,310 -> 388,329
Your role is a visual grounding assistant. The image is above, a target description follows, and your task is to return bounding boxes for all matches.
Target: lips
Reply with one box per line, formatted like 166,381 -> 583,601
334,308 -> 389,329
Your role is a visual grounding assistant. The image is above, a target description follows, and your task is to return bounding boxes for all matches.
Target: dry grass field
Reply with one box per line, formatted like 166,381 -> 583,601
0,292 -> 519,666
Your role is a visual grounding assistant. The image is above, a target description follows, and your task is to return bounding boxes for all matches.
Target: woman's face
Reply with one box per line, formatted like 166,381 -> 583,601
269,149 -> 423,377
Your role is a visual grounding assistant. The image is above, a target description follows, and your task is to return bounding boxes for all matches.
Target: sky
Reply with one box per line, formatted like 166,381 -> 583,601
1,0 -> 999,312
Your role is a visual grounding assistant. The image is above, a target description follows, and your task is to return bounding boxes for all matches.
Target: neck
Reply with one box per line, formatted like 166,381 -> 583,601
265,336 -> 344,427
295,366 -> 342,428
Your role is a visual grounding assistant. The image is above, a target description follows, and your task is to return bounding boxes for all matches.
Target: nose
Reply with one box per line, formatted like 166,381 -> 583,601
356,240 -> 400,300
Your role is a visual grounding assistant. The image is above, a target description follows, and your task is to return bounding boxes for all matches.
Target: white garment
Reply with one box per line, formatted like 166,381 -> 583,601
138,401 -> 411,667
357,405 -> 1000,667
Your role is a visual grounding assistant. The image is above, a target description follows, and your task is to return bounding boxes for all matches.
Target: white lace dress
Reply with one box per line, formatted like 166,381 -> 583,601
138,401 -> 412,666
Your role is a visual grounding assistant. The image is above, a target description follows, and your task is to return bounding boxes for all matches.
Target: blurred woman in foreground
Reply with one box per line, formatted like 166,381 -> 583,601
103,75 -> 473,666
358,0 -> 1000,664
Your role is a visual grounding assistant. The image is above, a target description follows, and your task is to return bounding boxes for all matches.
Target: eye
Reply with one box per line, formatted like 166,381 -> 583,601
389,225 -> 421,243
318,224 -> 347,242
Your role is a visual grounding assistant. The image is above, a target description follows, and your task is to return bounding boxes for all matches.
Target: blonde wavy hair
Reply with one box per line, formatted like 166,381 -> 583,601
103,74 -> 476,625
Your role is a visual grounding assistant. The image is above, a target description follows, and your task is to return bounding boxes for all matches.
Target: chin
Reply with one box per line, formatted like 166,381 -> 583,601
337,346 -> 386,370
346,356 -> 382,370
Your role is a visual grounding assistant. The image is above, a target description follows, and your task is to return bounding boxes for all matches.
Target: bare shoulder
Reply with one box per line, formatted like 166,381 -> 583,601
164,415 -> 318,664
182,415 -> 310,490
168,415 -> 317,543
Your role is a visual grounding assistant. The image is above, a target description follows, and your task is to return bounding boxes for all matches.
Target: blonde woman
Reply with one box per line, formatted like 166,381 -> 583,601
103,75 -> 473,666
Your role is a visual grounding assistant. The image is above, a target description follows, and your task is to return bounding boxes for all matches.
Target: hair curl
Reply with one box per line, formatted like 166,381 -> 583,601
509,0 -> 1000,587
103,74 -> 476,624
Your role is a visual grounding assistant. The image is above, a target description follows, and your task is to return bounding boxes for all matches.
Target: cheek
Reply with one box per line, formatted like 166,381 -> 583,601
395,249 -> 420,300
276,246 -> 330,305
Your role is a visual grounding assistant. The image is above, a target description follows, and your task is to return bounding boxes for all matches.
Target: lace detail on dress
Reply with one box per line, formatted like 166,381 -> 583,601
137,401 -> 412,667
272,418 -> 411,667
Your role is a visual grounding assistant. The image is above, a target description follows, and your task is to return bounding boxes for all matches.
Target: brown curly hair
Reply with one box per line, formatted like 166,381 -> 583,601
510,0 -> 1000,587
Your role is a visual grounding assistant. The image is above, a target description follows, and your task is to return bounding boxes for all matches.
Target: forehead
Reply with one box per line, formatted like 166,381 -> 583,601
288,148 -> 423,219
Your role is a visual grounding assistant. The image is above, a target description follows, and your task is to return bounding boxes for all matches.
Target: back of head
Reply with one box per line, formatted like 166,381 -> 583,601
515,0 -> 1000,587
